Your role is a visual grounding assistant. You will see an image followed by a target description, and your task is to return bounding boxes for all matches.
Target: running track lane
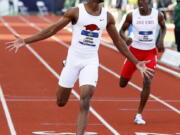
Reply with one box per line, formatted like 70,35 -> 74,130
0,16 -> 179,135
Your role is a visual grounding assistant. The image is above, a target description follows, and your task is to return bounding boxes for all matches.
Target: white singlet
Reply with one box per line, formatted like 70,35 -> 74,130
59,4 -> 107,88
132,8 -> 159,50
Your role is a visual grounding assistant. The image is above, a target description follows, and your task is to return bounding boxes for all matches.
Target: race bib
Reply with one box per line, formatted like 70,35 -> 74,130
79,24 -> 100,47
138,31 -> 153,42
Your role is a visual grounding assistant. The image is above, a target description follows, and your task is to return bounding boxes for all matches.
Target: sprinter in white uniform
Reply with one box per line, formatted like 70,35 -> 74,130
59,3 -> 107,88
6,0 -> 154,134
119,0 -> 166,125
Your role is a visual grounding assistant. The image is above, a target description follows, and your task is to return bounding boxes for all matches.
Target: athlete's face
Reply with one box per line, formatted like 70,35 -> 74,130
138,0 -> 150,12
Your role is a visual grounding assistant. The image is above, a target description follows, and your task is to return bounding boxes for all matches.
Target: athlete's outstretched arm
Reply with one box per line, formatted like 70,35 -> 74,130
119,12 -> 133,46
106,12 -> 137,64
156,11 -> 166,52
6,7 -> 78,52
106,12 -> 153,77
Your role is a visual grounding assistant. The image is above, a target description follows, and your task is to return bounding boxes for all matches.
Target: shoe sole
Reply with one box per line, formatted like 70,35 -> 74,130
134,121 -> 146,125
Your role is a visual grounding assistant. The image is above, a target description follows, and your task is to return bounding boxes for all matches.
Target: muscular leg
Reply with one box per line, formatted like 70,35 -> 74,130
137,75 -> 153,114
119,77 -> 130,88
56,85 -> 72,107
76,85 -> 95,135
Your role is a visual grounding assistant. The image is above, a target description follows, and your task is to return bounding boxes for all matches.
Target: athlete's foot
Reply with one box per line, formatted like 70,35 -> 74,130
62,60 -> 66,66
134,114 -> 146,125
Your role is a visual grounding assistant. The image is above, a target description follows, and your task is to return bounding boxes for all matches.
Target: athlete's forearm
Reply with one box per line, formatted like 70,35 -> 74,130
24,25 -> 57,44
115,40 -> 138,65
158,25 -> 166,43
24,15 -> 71,44
107,23 -> 138,64
158,12 -> 167,43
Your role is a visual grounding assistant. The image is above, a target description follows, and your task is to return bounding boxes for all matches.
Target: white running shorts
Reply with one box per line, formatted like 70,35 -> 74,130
58,49 -> 99,88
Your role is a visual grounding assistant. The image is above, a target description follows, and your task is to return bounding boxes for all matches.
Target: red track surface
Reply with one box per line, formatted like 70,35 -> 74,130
0,16 -> 180,135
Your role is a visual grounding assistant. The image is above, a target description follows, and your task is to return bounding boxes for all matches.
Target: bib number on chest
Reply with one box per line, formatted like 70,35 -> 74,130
138,31 -> 153,42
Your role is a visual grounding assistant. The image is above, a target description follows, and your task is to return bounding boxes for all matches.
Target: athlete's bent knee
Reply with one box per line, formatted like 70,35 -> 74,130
119,82 -> 127,88
119,78 -> 129,88
56,99 -> 67,107
56,87 -> 71,107
119,77 -> 129,88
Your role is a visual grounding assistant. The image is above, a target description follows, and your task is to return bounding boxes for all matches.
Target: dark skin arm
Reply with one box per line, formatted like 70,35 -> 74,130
24,7 -> 78,44
6,7 -> 78,51
6,7 -> 78,52
119,12 -> 133,46
106,12 -> 138,65
156,11 -> 166,52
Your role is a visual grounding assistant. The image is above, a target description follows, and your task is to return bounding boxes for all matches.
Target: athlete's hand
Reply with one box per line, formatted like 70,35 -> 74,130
136,61 -> 154,78
6,34 -> 26,53
125,37 -> 132,46
156,41 -> 164,52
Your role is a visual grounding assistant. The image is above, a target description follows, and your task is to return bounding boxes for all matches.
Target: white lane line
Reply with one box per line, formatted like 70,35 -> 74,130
20,16 -> 180,114
119,108 -> 173,112
0,17 -> 120,135
0,85 -> 16,135
39,16 -> 180,78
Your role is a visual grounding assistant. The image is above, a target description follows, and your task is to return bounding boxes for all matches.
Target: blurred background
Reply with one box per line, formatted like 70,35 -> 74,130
0,0 -> 179,68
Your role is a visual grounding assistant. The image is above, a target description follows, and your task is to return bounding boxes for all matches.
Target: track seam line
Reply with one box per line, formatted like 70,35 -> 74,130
0,17 -> 120,135
0,85 -> 16,135
4,98 -> 180,103
20,16 -> 180,114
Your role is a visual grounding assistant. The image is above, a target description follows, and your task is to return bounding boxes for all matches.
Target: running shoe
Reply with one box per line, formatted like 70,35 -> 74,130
134,114 -> 146,125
